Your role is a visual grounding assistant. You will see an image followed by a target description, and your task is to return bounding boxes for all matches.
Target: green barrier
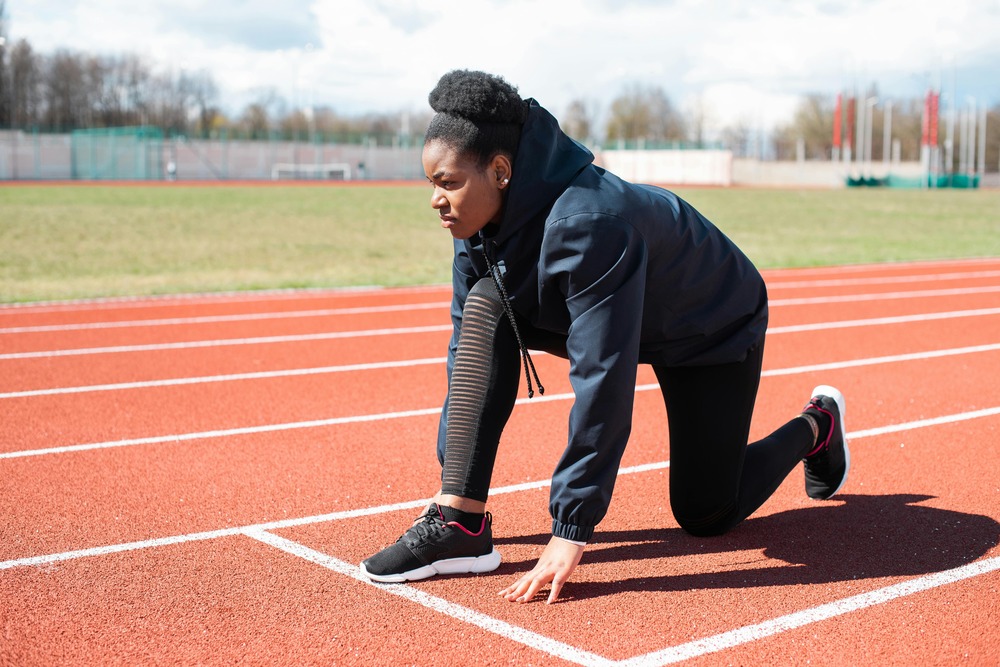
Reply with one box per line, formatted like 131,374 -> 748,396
847,173 -> 981,189
70,126 -> 164,180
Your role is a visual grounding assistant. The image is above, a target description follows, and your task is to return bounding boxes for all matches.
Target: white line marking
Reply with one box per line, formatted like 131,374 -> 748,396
0,357 -> 448,399
244,529 -> 615,667
8,341 -> 1000,400
0,406 -> 1000,588
0,324 -> 453,360
0,284 -> 450,312
847,406 -> 1000,439
0,460 -> 662,570
6,273 -> 999,334
2,256 -> 992,313
759,343 -> 1000,377
5,344 -> 1000,458
0,302 -> 452,334
619,556 -> 1000,666
769,284 -> 1000,305
766,307 -> 1000,334
766,269 -> 1000,289
6,304 -> 1000,362
759,257 -> 1000,278
0,407 -> 446,459
4,285 -> 998,337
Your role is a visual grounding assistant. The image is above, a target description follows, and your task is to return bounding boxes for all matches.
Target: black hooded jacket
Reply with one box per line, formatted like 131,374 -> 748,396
438,99 -> 768,542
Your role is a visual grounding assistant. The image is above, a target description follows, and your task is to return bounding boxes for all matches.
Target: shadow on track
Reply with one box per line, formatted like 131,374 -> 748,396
492,494 -> 1000,601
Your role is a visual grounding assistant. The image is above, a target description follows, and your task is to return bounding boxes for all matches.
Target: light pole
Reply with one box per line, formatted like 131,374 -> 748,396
882,100 -> 892,176
864,96 -> 878,180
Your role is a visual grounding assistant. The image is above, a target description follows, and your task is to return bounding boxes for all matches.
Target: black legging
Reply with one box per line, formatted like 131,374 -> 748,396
438,277 -> 815,536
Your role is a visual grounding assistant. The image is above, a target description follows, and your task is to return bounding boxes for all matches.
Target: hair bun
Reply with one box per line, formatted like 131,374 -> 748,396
428,70 -> 528,124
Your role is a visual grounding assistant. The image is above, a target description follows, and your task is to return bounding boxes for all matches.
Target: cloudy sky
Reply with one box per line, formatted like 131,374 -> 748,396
5,0 -> 999,134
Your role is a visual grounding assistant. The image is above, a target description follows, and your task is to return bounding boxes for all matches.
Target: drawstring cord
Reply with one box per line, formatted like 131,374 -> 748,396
482,241 -> 545,398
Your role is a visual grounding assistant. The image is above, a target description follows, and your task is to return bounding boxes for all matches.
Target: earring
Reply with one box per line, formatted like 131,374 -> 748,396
501,178 -> 510,186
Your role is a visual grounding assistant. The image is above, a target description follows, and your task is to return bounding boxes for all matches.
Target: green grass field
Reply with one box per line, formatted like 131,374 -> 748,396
2,183 -> 998,303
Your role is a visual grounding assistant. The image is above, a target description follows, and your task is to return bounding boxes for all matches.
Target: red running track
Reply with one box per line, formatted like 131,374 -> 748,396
2,257 -> 999,666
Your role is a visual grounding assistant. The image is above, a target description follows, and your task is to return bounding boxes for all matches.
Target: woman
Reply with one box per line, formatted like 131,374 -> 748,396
360,70 -> 849,604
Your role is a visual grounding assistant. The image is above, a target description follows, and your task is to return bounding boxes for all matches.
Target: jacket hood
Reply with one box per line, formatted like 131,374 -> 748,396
490,99 -> 595,245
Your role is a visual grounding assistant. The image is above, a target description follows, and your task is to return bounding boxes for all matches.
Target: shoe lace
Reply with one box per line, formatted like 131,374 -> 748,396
400,507 -> 448,543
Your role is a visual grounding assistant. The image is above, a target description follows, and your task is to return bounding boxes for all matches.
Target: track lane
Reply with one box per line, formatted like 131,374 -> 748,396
3,259 -> 1000,666
2,308 -> 998,454
3,348 -> 998,566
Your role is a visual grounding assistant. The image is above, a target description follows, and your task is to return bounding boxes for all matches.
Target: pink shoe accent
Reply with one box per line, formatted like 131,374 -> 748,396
804,398 -> 835,458
445,517 -> 488,537
435,503 -> 489,536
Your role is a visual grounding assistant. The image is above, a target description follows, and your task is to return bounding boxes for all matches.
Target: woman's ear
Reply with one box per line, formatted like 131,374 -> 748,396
492,154 -> 513,189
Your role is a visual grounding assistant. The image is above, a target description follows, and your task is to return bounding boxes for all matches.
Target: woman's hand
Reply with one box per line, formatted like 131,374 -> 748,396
498,536 -> 585,604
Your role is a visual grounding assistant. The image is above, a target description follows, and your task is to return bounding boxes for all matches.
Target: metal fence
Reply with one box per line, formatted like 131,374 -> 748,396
0,130 -> 425,181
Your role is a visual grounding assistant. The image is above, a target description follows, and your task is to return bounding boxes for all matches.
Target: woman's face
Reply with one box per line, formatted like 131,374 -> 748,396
422,139 -> 510,240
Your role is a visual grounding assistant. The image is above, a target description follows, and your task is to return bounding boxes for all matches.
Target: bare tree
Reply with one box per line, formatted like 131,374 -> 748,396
7,39 -> 39,128
0,0 -> 9,126
561,98 -> 597,144
240,88 -> 281,139
719,122 -> 755,158
605,84 -> 685,145
772,93 -> 834,160
187,70 -> 219,138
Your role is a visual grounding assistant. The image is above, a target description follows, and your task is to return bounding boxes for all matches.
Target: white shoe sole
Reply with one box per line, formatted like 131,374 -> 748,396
360,548 -> 502,583
810,384 -> 851,498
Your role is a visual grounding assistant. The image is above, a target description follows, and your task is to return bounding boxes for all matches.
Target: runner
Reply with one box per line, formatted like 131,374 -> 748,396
360,70 -> 850,604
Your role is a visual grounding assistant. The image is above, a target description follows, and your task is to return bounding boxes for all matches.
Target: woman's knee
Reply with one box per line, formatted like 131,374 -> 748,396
673,500 -> 741,537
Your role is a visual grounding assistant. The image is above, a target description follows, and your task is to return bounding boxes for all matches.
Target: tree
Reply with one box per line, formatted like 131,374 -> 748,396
719,122 -> 755,158
0,0 -> 9,126
187,70 -> 219,138
605,84 -> 685,146
773,93 -> 834,160
561,98 -> 596,144
6,39 -> 38,129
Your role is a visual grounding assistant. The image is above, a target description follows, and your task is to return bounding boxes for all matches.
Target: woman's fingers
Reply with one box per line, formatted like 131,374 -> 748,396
497,537 -> 585,604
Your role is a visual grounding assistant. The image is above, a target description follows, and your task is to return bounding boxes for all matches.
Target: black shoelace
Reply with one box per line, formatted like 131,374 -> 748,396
482,241 -> 544,399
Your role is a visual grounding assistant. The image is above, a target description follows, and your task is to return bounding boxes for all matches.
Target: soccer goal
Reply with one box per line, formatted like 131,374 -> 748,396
270,162 -> 353,181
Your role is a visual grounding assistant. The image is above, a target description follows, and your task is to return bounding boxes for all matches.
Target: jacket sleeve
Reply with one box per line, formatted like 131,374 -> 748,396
436,239 -> 480,465
541,213 -> 648,542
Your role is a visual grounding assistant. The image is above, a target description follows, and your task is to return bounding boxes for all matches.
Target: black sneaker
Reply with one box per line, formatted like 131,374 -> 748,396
359,504 -> 501,582
802,385 -> 850,500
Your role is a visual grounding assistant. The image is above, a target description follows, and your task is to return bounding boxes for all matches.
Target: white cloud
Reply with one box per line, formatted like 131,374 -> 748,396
6,0 -> 999,133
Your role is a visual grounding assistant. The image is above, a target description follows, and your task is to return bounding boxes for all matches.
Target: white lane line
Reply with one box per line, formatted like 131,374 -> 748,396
0,302 -> 452,334
769,284 -> 1000,305
5,344 -> 1000,459
0,324 -> 453,360
620,556 -> 1000,666
766,269 -> 1000,289
6,272 -> 1000,334
3,257 -> 993,314
6,304 -> 1000,362
244,529 -> 614,667
759,343 -> 1000,377
0,357 -> 448,399
0,460 -> 663,570
848,406 -> 1000,439
759,257 -> 1000,278
0,284 -> 450,313
0,406 -> 446,459
8,340 -> 1000,400
766,306 -> 1000,334
4,452 -> 989,662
